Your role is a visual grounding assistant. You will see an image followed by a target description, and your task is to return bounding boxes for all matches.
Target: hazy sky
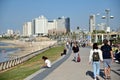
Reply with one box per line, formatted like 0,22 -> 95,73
0,0 -> 120,34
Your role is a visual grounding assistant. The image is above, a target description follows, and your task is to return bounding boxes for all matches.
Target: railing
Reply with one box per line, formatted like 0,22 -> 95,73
0,43 -> 57,71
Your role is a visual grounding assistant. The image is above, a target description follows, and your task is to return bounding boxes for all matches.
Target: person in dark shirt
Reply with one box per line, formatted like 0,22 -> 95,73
61,48 -> 67,56
114,49 -> 120,62
101,39 -> 114,79
72,41 -> 79,62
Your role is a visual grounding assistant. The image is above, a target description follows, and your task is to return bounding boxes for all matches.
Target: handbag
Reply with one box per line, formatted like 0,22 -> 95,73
77,54 -> 81,62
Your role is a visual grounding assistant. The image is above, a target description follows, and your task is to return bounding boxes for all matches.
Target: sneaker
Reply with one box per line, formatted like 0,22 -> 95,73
94,77 -> 97,80
94,78 -> 96,80
107,75 -> 111,79
96,76 -> 100,80
115,60 -> 119,62
104,76 -> 107,79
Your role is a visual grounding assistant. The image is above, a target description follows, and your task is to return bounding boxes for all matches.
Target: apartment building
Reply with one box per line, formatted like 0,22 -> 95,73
23,15 -> 70,36
23,22 -> 32,36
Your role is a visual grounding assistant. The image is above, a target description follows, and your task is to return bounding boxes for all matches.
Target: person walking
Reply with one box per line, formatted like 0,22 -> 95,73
41,56 -> 51,68
89,43 -> 103,80
72,41 -> 80,62
101,39 -> 114,79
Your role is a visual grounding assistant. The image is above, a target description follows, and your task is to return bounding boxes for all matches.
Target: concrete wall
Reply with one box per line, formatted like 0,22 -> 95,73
0,43 -> 56,71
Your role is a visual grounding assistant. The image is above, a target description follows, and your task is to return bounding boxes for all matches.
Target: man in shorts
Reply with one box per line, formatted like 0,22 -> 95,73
101,39 -> 114,79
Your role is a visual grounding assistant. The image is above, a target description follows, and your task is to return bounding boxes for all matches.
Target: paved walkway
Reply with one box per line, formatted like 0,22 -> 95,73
25,47 -> 120,80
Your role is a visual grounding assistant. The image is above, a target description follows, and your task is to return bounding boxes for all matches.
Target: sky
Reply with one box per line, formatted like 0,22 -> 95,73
0,0 -> 120,34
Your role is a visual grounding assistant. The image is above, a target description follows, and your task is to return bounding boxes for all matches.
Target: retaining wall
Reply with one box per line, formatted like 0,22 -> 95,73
0,44 -> 56,71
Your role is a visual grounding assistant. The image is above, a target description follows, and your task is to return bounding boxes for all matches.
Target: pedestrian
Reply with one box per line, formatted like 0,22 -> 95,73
89,43 -> 103,80
72,41 -> 80,62
114,48 -> 120,62
101,39 -> 114,79
41,56 -> 51,68
61,48 -> 67,56
66,41 -> 69,49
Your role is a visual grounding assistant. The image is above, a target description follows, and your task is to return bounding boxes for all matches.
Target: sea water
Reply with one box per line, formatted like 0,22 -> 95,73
0,42 -> 20,62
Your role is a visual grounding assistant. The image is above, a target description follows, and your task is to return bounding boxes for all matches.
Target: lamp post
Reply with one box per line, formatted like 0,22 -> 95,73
102,9 -> 114,40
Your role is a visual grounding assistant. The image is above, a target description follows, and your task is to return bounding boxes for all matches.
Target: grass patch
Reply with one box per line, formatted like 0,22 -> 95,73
0,45 -> 64,80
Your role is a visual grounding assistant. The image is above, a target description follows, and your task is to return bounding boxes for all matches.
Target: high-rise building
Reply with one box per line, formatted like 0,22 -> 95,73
89,15 -> 95,33
56,16 -> 70,32
33,15 -> 48,35
47,20 -> 56,30
23,22 -> 32,36
23,15 -> 70,36
48,16 -> 70,35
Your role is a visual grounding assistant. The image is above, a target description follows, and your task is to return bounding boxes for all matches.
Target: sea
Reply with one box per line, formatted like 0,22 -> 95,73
0,42 -> 20,62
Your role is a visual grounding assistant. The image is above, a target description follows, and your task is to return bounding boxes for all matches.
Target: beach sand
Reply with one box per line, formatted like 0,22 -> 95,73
0,40 -> 57,58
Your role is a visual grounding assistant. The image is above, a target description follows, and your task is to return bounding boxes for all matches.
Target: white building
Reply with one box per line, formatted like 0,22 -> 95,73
47,20 -> 57,30
33,15 -> 48,35
7,29 -> 14,36
89,15 -> 95,33
23,22 -> 32,36
23,15 -> 70,36
57,16 -> 70,31
98,23 -> 106,31
48,17 -> 70,35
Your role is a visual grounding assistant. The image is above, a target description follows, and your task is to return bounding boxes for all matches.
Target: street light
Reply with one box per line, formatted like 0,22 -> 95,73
102,9 -> 114,40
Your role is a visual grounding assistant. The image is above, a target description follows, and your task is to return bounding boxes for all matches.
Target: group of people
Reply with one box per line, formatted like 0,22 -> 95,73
41,39 -> 115,80
89,39 -> 114,80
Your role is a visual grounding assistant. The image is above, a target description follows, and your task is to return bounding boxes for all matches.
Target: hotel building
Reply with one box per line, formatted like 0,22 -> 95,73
23,22 -> 32,36
23,15 -> 70,36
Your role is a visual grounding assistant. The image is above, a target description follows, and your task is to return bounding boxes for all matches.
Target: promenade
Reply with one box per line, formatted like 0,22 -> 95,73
25,47 -> 120,80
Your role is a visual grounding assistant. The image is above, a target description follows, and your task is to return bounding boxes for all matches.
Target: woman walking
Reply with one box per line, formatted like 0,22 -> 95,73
72,42 -> 80,62
89,43 -> 103,80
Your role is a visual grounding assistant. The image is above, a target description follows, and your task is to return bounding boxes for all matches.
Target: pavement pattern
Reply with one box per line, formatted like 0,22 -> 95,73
24,47 -> 120,80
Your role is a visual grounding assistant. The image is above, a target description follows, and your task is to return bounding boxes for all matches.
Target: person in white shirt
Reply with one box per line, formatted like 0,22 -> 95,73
42,56 -> 51,68
89,43 -> 103,80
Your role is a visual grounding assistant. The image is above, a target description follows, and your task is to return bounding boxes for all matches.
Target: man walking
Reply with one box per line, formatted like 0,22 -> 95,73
101,39 -> 114,79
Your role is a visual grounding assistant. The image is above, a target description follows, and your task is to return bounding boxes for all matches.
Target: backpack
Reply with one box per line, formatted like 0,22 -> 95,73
92,52 -> 100,61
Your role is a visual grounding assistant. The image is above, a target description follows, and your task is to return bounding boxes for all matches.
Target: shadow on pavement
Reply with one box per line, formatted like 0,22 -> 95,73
100,69 -> 105,79
86,69 -> 105,79
117,69 -> 120,71
111,69 -> 120,76
86,71 -> 94,79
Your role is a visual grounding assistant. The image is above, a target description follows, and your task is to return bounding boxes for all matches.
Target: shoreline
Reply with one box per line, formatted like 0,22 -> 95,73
0,40 -> 57,58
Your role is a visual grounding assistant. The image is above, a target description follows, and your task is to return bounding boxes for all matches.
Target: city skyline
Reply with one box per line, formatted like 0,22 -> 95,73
0,0 -> 120,34
23,15 -> 70,36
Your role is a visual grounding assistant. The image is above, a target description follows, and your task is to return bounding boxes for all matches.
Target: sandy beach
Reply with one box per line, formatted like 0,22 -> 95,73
0,39 -> 57,58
